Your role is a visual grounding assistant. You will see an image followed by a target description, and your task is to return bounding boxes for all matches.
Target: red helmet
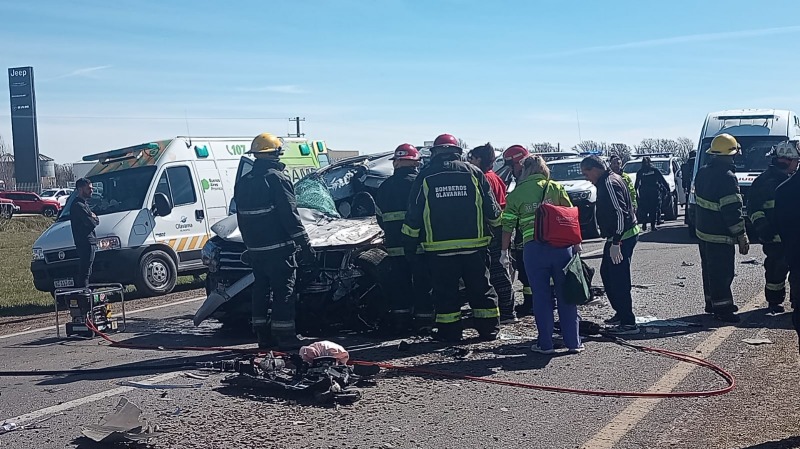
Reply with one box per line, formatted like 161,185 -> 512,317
390,143 -> 421,161
503,145 -> 528,165
431,133 -> 462,155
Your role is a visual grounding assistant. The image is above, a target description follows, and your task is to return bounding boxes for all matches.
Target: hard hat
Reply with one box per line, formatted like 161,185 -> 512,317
707,133 -> 741,156
769,140 -> 800,160
503,145 -> 528,165
390,143 -> 421,161
430,134 -> 462,155
249,133 -> 283,155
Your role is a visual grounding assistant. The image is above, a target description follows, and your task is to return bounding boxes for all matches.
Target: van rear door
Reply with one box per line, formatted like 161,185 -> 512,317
194,159 -> 230,229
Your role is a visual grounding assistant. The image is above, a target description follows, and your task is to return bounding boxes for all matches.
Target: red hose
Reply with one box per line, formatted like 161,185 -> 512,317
85,321 -> 734,399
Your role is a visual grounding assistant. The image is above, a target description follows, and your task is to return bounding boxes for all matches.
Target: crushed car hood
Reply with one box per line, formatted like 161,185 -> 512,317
210,207 -> 383,248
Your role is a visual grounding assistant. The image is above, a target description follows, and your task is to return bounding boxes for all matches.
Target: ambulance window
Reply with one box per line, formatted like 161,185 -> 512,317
317,153 -> 330,167
167,166 -> 197,206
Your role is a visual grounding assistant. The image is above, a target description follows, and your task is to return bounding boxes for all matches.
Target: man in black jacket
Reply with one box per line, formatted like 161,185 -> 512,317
635,156 -> 670,231
375,143 -> 433,333
775,144 -> 800,352
402,134 -> 502,342
581,156 -> 640,335
681,151 -> 697,206
70,177 -> 99,289
235,133 -> 314,349
748,141 -> 800,314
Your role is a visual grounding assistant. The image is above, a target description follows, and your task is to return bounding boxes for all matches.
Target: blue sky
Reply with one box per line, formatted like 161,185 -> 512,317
2,0 -> 800,163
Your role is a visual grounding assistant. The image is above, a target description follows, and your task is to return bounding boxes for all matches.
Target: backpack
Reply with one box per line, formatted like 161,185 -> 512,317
534,181 -> 582,248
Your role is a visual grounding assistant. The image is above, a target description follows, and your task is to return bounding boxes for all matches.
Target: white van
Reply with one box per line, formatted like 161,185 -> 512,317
686,109 -> 800,236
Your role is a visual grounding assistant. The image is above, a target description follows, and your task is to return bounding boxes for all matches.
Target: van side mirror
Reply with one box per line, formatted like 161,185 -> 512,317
152,193 -> 173,217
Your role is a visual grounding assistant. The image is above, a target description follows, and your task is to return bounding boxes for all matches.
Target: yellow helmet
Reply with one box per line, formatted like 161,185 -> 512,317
707,133 -> 741,156
249,133 -> 283,155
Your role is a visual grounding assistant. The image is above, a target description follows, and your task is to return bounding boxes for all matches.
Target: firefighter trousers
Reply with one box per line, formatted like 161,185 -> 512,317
763,243 -> 789,306
488,239 -> 514,319
250,248 -> 298,340
698,240 -> 737,314
386,255 -> 434,325
427,251 -> 500,338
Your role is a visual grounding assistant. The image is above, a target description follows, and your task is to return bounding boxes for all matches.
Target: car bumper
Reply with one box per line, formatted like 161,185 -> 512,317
31,247 -> 147,292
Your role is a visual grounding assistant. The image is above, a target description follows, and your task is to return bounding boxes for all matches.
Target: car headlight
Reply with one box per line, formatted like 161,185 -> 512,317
96,236 -> 121,251
32,247 -> 44,261
569,190 -> 591,201
201,240 -> 221,272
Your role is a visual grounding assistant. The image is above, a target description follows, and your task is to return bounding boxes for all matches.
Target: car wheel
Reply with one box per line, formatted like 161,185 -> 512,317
43,207 -> 57,218
664,192 -> 678,221
582,204 -> 601,239
0,207 -> 11,219
135,250 -> 178,296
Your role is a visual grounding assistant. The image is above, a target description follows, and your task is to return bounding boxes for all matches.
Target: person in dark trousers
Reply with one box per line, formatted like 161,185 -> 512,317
402,133 -> 502,342
70,177 -> 99,289
693,133 -> 749,323
634,156 -> 669,231
774,142 -> 800,353
375,143 -> 433,334
235,132 -> 315,350
581,156 -> 641,335
502,145 -> 534,317
748,141 -> 800,315
681,150 -> 697,206
468,142 -> 516,324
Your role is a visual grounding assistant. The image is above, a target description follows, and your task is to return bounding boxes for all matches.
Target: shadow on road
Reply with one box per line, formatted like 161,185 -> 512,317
736,436 -> 800,449
637,222 -> 695,245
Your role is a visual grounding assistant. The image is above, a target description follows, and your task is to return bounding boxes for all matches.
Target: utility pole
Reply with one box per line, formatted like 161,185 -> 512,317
288,116 -> 305,137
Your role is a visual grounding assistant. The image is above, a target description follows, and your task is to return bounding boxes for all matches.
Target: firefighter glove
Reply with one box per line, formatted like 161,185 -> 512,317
737,234 -> 750,256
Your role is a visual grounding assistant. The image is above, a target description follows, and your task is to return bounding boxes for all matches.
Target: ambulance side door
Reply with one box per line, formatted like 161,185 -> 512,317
151,164 -> 208,267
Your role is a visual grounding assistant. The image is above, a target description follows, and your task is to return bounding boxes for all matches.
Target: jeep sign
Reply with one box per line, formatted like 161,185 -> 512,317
8,66 -> 40,191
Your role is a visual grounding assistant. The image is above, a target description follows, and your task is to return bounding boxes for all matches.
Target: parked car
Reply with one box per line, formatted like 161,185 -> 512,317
623,154 -> 686,221
0,197 -> 19,219
0,191 -> 61,217
546,157 -> 602,239
40,188 -> 74,207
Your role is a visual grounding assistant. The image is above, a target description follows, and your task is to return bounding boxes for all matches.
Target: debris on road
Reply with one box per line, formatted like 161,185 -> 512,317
0,422 -> 18,435
183,372 -> 210,380
635,316 -> 699,327
742,338 -> 773,346
632,284 -> 656,289
741,259 -> 761,265
440,347 -> 472,359
681,261 -> 695,267
676,275 -> 686,280
671,282 -> 685,287
80,397 -> 162,443
119,380 -> 203,389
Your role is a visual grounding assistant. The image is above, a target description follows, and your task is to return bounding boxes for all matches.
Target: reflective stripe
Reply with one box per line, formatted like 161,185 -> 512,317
249,240 -> 293,251
695,195 -> 720,211
766,282 -> 786,291
750,211 -> 766,222
290,230 -> 308,239
422,180 -> 434,243
436,312 -> 462,324
414,313 -> 435,319
473,307 -> 500,319
252,318 -> 269,325
381,211 -> 407,222
763,200 -> 775,209
472,175 -> 484,239
502,211 -> 519,220
711,298 -> 734,307
422,236 -> 491,252
401,224 -> 420,238
522,286 -> 532,295
696,230 -> 735,245
271,320 -> 295,329
238,206 -> 275,215
728,221 -> 745,235
488,216 -> 502,227
390,309 -> 412,314
719,194 -> 742,207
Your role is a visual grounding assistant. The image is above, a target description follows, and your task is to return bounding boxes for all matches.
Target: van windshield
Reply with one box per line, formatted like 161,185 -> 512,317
58,166 -> 158,222
698,136 -> 783,173
623,160 -> 670,175
548,161 -> 586,181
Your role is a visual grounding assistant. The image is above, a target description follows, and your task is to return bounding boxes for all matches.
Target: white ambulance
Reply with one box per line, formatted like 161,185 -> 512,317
31,136 -> 330,296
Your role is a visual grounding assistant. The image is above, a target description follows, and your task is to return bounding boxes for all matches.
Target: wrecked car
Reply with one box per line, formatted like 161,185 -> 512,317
194,170 -> 389,335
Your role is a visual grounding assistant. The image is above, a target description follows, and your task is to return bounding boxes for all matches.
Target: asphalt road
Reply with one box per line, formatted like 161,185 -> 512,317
1,215 -> 798,449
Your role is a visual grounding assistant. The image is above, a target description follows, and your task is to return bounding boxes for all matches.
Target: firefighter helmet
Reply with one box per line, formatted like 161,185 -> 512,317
503,145 -> 528,166
769,140 -> 800,160
249,133 -> 284,155
390,143 -> 421,161
430,134 -> 462,155
707,133 -> 741,156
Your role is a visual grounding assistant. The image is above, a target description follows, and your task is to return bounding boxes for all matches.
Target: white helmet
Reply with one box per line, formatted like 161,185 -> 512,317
770,140 -> 800,160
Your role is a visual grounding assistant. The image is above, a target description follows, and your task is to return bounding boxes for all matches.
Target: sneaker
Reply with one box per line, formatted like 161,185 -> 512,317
500,316 -> 519,325
713,312 -> 740,324
567,344 -> 586,354
530,344 -> 556,355
606,324 -> 640,335
767,304 -> 786,315
603,314 -> 621,325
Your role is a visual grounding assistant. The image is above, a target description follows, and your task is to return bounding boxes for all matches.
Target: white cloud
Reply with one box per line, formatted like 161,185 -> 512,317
44,65 -> 112,81
236,85 -> 307,94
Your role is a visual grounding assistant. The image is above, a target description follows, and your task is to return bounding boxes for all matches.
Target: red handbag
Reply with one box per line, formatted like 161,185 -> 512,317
534,181 -> 582,248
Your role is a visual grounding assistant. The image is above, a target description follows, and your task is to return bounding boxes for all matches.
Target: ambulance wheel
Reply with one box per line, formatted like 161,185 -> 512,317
135,250 -> 177,297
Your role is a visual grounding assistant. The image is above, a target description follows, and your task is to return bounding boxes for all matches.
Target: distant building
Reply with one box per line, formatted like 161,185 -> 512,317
0,153 -> 58,191
328,149 -> 360,162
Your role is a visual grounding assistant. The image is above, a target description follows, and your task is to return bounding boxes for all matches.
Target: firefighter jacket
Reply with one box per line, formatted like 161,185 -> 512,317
375,166 -> 421,257
693,157 -> 745,245
747,165 -> 789,244
596,172 -> 639,244
620,172 -> 638,209
234,158 -> 310,253
402,153 -> 501,254
775,172 -> 800,267
502,174 -> 572,245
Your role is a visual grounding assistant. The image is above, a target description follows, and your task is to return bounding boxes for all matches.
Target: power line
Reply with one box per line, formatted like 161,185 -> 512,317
288,116 -> 305,137
0,115 -> 291,120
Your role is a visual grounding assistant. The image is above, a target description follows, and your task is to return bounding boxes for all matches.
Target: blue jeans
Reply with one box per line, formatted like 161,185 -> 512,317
524,241 -> 580,350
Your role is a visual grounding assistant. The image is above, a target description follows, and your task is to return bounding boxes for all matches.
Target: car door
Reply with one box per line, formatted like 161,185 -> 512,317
150,164 -> 208,267
13,193 -> 36,213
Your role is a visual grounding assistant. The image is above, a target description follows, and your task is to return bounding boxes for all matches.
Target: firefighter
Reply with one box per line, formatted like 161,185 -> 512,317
774,143 -> 800,352
402,134 -> 502,342
235,133 -> 315,349
681,150 -> 697,206
502,145 -> 534,317
374,144 -> 434,334
609,155 -> 638,211
468,142 -> 516,324
748,140 -> 800,314
694,133 -> 749,323
634,156 -> 669,231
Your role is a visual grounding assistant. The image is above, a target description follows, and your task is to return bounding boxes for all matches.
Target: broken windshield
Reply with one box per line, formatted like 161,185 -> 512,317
295,176 -> 340,217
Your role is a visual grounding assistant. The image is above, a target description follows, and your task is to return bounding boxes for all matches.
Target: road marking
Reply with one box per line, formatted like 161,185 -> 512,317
580,293 -> 762,449
3,371 -> 184,425
0,296 -> 205,340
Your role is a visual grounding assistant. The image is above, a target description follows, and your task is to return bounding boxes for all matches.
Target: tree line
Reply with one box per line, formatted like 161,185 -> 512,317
527,137 -> 696,162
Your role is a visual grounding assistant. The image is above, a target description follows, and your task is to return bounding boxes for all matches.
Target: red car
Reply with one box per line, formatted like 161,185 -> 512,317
0,191 -> 61,217
0,197 -> 19,219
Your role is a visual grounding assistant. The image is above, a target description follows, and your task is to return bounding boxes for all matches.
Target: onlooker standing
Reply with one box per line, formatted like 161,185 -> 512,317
581,156 -> 640,335
609,155 -> 637,211
70,177 -> 99,289
773,142 -> 800,352
468,143 -> 516,324
502,154 -> 582,354
681,150 -> 697,206
634,156 -> 669,231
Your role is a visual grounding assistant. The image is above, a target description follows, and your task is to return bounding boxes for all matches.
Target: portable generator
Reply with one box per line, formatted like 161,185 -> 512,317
55,284 -> 126,338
